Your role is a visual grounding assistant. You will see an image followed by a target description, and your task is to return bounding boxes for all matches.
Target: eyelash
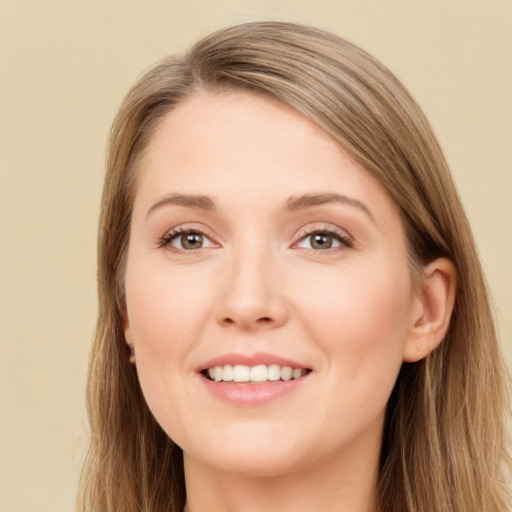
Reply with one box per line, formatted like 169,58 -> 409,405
158,226 -> 217,252
158,225 -> 353,253
294,226 -> 354,252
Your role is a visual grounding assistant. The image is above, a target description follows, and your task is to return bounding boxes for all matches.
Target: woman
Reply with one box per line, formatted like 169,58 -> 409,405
78,22 -> 511,512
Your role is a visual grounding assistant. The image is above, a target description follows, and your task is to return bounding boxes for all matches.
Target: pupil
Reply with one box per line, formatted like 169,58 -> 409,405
312,234 -> 332,249
182,233 -> 203,249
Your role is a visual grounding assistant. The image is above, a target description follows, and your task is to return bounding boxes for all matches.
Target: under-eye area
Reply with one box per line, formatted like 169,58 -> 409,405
202,364 -> 313,383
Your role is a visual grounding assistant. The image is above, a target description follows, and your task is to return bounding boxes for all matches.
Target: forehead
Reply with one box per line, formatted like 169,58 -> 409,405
134,90 -> 397,221
142,90 -> 349,177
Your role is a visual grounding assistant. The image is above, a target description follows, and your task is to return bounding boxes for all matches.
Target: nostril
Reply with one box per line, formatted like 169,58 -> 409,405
222,316 -> 272,326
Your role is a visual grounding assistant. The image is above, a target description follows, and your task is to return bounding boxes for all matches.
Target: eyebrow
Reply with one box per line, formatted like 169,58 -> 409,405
285,193 -> 374,222
147,193 -> 216,217
146,192 -> 374,222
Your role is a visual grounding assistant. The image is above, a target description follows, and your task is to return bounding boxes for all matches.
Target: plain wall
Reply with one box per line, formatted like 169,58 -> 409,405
1,1 -> 510,510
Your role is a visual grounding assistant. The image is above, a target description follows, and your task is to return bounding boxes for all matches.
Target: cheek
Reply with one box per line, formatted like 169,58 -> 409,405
125,260 -> 212,354
296,258 -> 412,378
124,262 -> 214,436
291,260 -> 412,443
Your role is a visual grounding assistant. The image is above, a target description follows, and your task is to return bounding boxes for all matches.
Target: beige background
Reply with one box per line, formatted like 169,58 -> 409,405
1,1 -> 510,510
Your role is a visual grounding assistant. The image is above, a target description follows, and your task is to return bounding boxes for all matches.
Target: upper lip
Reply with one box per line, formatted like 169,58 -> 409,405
197,352 -> 311,372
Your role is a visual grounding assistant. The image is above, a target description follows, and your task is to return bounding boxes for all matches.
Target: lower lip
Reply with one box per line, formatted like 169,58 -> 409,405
200,374 -> 311,405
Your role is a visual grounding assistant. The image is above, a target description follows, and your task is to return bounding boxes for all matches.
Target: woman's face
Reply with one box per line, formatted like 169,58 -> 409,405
124,90 -> 420,477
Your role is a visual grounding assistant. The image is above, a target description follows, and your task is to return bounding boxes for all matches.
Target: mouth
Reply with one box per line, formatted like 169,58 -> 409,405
201,364 -> 312,384
197,354 -> 313,404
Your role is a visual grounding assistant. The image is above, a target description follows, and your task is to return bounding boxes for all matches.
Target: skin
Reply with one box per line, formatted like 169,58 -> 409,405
123,90 -> 455,512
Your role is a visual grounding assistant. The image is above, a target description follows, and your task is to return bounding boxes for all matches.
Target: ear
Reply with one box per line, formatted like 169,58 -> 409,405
122,309 -> 136,364
403,258 -> 457,362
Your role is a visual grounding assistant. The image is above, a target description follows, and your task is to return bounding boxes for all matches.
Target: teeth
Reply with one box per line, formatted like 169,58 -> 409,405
223,364 -> 233,381
292,368 -> 303,379
205,364 -> 308,383
281,366 -> 293,381
250,364 -> 267,382
233,365 -> 250,382
267,364 -> 281,381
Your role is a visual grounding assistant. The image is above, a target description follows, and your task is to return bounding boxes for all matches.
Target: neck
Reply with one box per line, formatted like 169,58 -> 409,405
183,437 -> 380,512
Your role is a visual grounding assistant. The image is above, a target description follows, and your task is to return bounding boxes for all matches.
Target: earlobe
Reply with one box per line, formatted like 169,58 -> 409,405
403,258 -> 457,363
127,343 -> 135,364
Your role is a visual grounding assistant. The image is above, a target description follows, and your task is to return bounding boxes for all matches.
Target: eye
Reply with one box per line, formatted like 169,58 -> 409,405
161,228 -> 217,251
295,229 -> 353,251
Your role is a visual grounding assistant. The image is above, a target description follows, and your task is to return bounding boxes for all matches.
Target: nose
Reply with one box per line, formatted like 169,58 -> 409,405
215,248 -> 289,330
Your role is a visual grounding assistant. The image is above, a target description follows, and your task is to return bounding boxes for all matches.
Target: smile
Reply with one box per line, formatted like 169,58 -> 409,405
204,364 -> 310,383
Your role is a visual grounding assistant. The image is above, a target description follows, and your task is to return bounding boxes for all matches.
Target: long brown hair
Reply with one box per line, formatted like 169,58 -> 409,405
78,21 -> 511,512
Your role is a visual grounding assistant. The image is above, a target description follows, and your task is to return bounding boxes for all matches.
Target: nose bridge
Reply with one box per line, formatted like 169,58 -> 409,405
216,236 -> 287,329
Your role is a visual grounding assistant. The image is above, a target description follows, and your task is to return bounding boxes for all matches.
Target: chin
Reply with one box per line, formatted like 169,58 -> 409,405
180,423 -> 313,477
188,447 -> 305,478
